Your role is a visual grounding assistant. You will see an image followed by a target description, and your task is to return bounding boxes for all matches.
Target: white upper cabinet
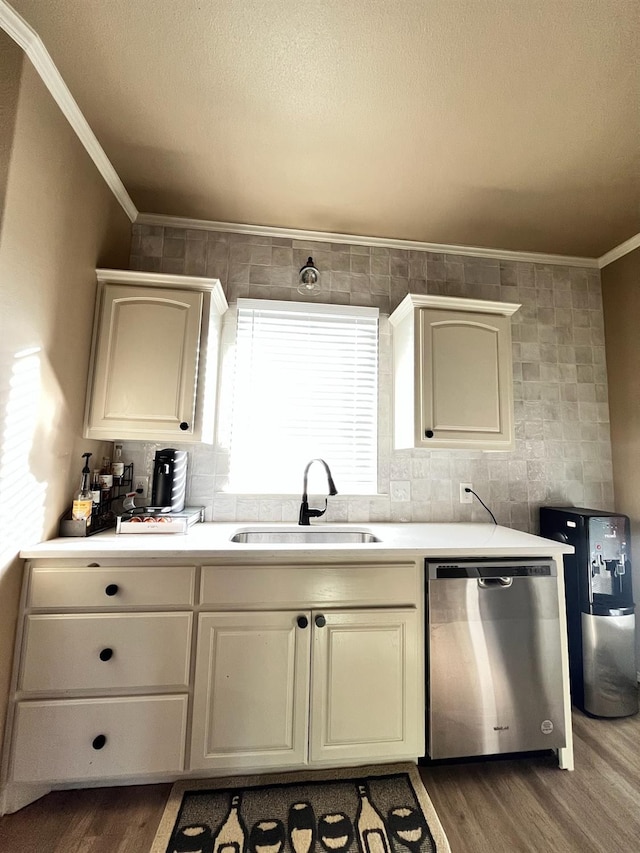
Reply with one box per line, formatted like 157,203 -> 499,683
84,270 -> 227,443
390,294 -> 520,451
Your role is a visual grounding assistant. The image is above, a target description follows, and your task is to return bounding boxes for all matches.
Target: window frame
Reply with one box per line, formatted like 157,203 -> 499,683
217,298 -> 380,496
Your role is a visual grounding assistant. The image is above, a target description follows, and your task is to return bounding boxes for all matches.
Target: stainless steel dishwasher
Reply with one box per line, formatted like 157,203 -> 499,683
426,558 -> 566,760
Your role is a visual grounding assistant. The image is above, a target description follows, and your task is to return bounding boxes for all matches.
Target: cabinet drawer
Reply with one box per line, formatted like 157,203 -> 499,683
200,563 -> 420,608
20,613 -> 192,693
28,564 -> 196,608
11,695 -> 188,783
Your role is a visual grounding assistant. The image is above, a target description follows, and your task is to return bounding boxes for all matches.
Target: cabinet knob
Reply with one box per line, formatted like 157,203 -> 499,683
104,584 -> 119,597
315,614 -> 326,628
425,429 -> 434,438
92,734 -> 107,750
297,615 -> 308,629
179,422 -> 189,431
99,648 -> 113,662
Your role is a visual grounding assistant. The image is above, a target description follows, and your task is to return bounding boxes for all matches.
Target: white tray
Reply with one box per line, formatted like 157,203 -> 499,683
117,516 -> 190,534
115,507 -> 204,535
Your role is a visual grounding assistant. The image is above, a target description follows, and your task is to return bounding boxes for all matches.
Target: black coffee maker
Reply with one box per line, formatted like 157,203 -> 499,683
151,448 -> 188,512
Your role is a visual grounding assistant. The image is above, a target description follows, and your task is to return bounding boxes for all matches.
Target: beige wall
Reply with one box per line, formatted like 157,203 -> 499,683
601,247 -> 640,665
0,35 -> 21,233
0,35 -> 132,767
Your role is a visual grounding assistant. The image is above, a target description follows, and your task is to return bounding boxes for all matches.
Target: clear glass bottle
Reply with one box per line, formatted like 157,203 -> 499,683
112,443 -> 124,481
91,470 -> 102,508
71,453 -> 93,526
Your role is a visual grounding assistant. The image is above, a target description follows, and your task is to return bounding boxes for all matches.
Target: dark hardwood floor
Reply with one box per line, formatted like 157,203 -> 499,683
419,710 -> 640,852
1,710 -> 639,852
0,782 -> 171,852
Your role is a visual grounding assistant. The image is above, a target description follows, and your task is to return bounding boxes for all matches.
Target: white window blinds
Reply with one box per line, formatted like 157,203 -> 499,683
228,299 -> 379,495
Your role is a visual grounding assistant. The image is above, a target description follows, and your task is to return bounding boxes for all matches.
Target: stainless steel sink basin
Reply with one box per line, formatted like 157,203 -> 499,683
230,527 -> 380,544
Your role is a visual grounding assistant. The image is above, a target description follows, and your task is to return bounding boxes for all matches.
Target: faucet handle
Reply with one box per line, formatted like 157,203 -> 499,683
298,498 -> 328,525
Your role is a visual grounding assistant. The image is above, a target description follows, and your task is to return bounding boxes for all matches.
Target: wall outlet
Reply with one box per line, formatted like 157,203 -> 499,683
460,483 -> 473,504
133,475 -> 149,501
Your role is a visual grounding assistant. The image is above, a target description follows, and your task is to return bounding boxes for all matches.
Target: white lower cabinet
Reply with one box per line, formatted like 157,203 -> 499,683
4,559 -> 423,813
27,563 -> 197,608
190,607 -> 420,772
12,695 -> 188,783
190,611 -> 311,770
5,563 -> 196,798
20,612 -> 192,693
309,608 -> 420,763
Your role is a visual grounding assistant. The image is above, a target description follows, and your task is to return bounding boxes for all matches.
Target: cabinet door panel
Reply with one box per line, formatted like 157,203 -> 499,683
420,309 -> 512,447
190,611 -> 310,771
310,609 -> 421,763
430,321 -> 500,431
87,285 -> 202,438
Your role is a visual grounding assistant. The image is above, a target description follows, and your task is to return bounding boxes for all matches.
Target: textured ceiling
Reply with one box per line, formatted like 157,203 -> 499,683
7,0 -> 640,257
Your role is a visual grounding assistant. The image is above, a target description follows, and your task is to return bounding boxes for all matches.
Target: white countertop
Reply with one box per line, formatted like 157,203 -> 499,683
20,522 -> 574,561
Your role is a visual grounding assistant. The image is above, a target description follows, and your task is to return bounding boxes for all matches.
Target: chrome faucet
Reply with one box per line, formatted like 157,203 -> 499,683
298,459 -> 338,525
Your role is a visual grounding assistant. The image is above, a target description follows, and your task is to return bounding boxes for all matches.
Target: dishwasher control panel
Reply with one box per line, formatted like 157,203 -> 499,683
426,558 -> 556,579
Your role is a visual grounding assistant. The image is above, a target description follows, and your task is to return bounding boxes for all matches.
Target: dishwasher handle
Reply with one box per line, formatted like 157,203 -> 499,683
478,577 -> 513,589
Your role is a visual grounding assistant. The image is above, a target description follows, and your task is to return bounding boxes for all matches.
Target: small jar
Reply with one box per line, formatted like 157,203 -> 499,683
99,457 -> 113,500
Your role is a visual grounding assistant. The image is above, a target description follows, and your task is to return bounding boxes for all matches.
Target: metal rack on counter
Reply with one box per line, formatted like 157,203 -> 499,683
59,463 -> 134,537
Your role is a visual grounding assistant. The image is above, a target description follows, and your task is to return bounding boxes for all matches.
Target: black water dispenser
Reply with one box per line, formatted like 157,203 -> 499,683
540,506 -> 638,717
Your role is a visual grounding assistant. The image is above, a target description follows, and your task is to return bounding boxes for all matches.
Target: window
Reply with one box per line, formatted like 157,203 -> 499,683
226,299 -> 378,494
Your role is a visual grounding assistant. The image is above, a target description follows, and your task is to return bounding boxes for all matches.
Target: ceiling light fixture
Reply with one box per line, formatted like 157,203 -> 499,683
297,257 -> 321,296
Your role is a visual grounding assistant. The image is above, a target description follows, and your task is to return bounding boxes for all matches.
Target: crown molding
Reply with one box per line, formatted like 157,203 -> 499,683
136,212 -> 600,269
597,232 -> 640,269
389,293 -> 521,325
0,0 -> 137,222
96,268 -> 228,313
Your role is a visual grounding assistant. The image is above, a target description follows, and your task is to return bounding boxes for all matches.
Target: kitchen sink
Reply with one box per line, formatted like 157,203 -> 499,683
230,527 -> 381,544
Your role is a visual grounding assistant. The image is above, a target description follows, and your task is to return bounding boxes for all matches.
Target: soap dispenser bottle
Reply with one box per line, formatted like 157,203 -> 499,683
72,452 -> 94,526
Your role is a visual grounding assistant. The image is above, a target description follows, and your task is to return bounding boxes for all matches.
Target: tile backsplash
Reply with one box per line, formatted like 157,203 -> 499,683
125,224 -> 612,533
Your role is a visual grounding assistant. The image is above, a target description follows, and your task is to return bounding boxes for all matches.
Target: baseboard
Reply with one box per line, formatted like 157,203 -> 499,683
0,781 -> 52,815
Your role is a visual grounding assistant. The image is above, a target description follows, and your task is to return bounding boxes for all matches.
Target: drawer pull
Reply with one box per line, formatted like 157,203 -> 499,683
104,584 -> 119,597
87,563 -> 100,568
92,734 -> 107,750
297,615 -> 308,629
99,648 -> 114,662
315,614 -> 326,628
